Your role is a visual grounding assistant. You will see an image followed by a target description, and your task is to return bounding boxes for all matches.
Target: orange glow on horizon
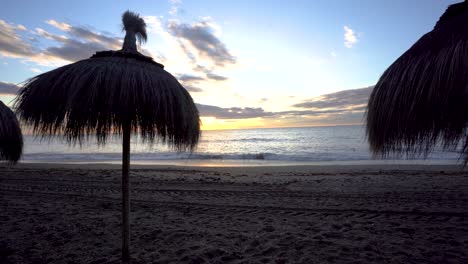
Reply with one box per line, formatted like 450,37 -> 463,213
200,116 -> 268,130
200,116 -> 362,130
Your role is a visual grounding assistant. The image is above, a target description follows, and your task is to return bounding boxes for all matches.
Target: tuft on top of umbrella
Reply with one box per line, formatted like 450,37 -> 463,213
15,11 -> 200,262
0,100 -> 23,163
367,1 -> 468,162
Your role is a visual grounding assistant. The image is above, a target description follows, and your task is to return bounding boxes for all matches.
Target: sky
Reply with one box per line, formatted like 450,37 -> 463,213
0,0 -> 459,130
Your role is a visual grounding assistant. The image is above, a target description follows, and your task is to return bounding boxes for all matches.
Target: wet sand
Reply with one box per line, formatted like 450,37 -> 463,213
1,163 -> 467,263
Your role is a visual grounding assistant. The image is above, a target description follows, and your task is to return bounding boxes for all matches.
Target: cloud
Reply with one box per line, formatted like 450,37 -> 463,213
0,81 -> 20,95
293,86 -> 372,110
184,85 -> 203,92
195,102 -> 367,121
1,15 -> 233,94
35,24 -> 122,62
0,19 -> 36,58
168,19 -> 236,67
190,64 -> 229,82
344,25 -> 357,48
2,16 -> 232,94
169,0 -> 182,15
0,18 -> 126,66
45,20 -> 120,48
205,72 -> 227,81
281,107 -> 366,116
35,28 -> 67,42
177,74 -> 205,82
67,27 -> 121,49
175,74 -> 205,92
170,27 -> 231,91
44,38 -> 116,61
30,68 -> 43,73
190,86 -> 374,124
193,86 -> 374,122
16,24 -> 27,31
46,20 -> 71,31
197,104 -> 274,119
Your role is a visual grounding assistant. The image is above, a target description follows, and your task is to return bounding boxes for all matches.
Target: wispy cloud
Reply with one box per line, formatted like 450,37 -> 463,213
0,18 -> 125,66
168,19 -> 236,67
197,104 -> 274,119
177,74 -> 205,82
144,15 -> 234,91
1,14 -> 235,97
0,19 -> 36,59
16,24 -> 27,31
0,81 -> 20,95
197,86 -> 374,122
30,68 -> 43,73
293,86 -> 372,110
36,22 -> 125,62
175,74 -> 205,92
169,0 -> 182,15
344,25 -> 357,48
1,11 -> 235,71
183,85 -> 204,93
45,19 -> 71,31
205,72 -> 227,81
196,103 -> 365,122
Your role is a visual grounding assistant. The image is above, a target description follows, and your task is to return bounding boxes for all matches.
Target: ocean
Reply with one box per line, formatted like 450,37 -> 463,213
21,125 -> 462,166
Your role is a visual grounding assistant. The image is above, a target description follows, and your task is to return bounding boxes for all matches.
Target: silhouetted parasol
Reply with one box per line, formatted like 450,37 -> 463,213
0,100 -> 23,163
15,11 -> 200,262
367,1 -> 468,162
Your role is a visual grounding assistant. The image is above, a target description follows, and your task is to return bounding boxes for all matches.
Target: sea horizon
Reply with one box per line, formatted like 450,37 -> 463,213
18,125 -> 463,166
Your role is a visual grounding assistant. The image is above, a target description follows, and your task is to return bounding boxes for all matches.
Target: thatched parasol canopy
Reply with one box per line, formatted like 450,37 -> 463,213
367,1 -> 468,162
16,14 -> 200,150
0,100 -> 23,163
15,11 -> 200,262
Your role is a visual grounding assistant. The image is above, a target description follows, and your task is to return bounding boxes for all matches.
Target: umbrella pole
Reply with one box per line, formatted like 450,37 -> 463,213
122,121 -> 131,262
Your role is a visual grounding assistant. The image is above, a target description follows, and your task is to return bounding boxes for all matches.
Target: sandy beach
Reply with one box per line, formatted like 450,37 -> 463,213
1,163 -> 467,263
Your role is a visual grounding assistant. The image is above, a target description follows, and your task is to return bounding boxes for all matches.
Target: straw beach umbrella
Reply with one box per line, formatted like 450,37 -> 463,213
15,11 -> 200,262
0,100 -> 23,163
367,1 -> 468,162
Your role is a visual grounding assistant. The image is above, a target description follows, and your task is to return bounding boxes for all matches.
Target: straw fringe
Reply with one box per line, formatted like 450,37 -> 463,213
367,2 -> 468,162
0,100 -> 23,163
15,56 -> 200,151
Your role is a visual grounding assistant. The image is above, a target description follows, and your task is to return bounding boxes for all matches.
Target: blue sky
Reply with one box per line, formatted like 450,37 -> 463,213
0,0 -> 459,129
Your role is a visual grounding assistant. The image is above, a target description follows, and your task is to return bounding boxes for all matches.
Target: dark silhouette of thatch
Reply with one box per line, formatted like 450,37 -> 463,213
0,100 -> 23,163
367,1 -> 468,162
16,13 -> 199,150
15,11 -> 200,262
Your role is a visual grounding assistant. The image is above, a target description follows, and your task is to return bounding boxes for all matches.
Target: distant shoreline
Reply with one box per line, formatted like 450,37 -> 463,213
15,158 -> 464,166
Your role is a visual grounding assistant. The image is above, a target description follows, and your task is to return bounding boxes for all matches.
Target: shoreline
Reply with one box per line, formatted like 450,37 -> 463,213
6,159 -> 465,169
